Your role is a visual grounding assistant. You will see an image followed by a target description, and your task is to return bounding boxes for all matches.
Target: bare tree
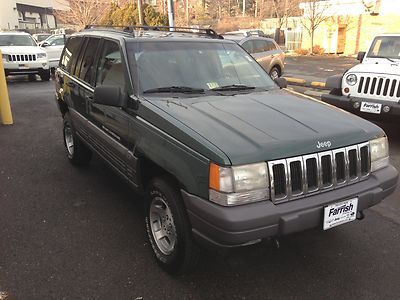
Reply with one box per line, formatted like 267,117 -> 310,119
55,0 -> 107,29
268,0 -> 301,28
300,0 -> 331,52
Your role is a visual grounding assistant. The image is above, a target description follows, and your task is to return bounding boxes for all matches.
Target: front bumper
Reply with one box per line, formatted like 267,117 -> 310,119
321,93 -> 400,119
182,165 -> 398,248
4,61 -> 49,75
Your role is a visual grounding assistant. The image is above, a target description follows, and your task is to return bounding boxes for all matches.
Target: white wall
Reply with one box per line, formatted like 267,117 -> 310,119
0,0 -> 19,30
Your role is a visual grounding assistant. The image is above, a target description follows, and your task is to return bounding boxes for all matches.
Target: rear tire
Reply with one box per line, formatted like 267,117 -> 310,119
145,177 -> 200,275
28,74 -> 36,81
39,70 -> 51,81
63,113 -> 92,166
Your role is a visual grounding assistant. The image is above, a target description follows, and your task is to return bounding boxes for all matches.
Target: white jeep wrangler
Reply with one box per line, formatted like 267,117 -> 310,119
0,31 -> 50,81
322,34 -> 400,119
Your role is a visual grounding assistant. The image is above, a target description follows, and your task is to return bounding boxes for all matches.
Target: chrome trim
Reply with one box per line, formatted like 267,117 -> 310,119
57,68 -> 94,93
358,142 -> 370,178
268,159 -> 288,203
268,141 -> 371,204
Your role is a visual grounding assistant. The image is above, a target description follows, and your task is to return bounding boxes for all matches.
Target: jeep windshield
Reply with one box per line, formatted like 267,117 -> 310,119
367,36 -> 400,60
128,41 -> 276,94
0,35 -> 37,47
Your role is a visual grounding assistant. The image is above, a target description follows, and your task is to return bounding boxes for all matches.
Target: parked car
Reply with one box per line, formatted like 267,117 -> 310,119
322,34 -> 400,119
32,33 -> 51,43
224,31 -> 285,79
55,26 -> 398,275
40,34 -> 68,73
0,31 -> 50,81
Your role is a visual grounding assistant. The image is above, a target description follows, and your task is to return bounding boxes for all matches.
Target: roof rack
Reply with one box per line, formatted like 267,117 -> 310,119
83,25 -> 224,39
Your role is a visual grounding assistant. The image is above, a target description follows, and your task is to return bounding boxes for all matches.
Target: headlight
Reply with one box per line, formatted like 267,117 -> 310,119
209,162 -> 269,206
37,53 -> 47,59
370,137 -> 389,172
346,74 -> 357,86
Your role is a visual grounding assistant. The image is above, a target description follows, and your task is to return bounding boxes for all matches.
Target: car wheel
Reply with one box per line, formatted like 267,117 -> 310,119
269,66 -> 281,80
63,113 -> 92,166
28,74 -> 36,81
145,177 -> 200,275
39,70 -> 51,81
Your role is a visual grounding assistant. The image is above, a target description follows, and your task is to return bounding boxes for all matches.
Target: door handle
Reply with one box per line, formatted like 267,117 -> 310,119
85,95 -> 93,101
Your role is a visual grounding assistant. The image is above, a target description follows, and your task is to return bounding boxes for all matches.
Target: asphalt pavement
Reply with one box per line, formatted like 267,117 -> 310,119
1,77 -> 400,299
284,55 -> 359,84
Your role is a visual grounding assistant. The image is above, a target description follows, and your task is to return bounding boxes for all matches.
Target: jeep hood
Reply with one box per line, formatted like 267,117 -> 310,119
145,90 -> 383,165
0,45 -> 45,55
348,61 -> 400,76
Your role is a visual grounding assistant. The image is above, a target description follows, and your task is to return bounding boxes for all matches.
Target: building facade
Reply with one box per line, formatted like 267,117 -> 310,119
0,0 -> 67,31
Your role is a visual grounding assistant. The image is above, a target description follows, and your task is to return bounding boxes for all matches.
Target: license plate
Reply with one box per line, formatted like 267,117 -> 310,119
323,198 -> 358,230
360,101 -> 382,114
18,64 -> 29,70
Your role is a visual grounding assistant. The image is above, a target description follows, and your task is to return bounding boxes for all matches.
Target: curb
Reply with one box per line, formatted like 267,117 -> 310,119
284,76 -> 329,90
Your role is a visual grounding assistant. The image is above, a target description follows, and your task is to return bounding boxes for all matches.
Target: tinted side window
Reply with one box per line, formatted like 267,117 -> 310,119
241,41 -> 254,53
96,40 -> 125,88
266,41 -> 276,51
60,37 -> 82,73
77,38 -> 100,85
253,40 -> 268,53
50,37 -> 65,46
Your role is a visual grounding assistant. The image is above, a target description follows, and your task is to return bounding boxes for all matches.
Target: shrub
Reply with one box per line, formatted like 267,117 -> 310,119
294,48 -> 309,55
312,45 -> 325,55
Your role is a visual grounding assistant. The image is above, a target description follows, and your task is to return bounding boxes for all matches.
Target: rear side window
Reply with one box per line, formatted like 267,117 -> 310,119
60,37 -> 82,73
76,38 -> 100,85
253,40 -> 268,53
241,41 -> 254,53
266,41 -> 277,51
96,40 -> 125,89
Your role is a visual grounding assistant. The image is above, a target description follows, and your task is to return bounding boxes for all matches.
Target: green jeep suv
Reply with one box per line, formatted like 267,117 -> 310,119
55,26 -> 398,274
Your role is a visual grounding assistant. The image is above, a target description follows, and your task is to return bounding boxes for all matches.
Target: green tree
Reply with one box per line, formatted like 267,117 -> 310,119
101,3 -> 167,27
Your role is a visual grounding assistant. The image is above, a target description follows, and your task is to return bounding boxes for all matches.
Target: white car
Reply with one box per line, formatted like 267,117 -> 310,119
39,34 -> 68,72
323,34 -> 400,119
0,31 -> 50,81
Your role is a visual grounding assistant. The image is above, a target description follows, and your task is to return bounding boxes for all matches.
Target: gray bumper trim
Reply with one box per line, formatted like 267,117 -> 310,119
182,165 -> 398,248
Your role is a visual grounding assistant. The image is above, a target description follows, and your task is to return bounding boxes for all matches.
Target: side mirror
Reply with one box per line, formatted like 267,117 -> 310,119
41,41 -> 50,47
357,51 -> 366,62
274,77 -> 287,89
325,75 -> 342,89
93,85 -> 123,107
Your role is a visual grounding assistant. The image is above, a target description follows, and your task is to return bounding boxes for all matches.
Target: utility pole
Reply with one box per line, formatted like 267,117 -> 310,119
137,0 -> 144,25
185,0 -> 189,26
167,0 -> 175,28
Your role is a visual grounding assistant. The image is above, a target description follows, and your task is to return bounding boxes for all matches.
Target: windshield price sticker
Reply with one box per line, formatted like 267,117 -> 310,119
323,198 -> 358,230
360,101 -> 382,114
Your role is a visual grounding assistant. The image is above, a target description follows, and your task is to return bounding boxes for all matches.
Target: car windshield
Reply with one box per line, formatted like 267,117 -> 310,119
367,36 -> 400,60
0,35 -> 36,47
36,35 -> 50,42
128,41 -> 276,94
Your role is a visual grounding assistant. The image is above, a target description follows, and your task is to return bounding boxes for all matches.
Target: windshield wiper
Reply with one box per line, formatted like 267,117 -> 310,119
210,84 -> 255,91
383,57 -> 397,63
143,86 -> 204,94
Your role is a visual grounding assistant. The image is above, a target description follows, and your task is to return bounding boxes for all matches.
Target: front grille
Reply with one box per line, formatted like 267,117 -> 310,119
268,142 -> 370,203
356,75 -> 400,100
7,54 -> 37,62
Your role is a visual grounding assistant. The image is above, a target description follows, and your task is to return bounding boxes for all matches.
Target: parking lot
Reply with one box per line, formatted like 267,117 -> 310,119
0,75 -> 399,299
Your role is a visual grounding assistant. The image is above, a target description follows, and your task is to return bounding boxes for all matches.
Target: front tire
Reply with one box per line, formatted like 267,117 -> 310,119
63,113 -> 92,166
145,177 -> 200,275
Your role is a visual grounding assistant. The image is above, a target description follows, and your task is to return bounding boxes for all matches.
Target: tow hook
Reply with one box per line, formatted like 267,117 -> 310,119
356,210 -> 365,220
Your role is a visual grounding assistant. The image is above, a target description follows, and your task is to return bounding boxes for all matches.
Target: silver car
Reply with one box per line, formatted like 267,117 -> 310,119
224,33 -> 285,80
